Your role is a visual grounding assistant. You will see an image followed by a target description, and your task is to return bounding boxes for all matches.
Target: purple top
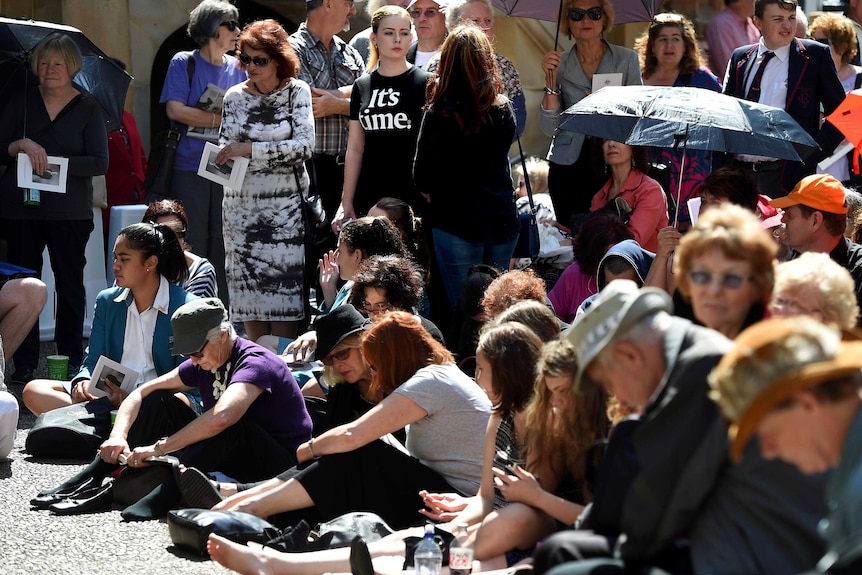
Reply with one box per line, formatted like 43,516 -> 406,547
548,261 -> 598,324
159,51 -> 247,172
178,337 -> 312,451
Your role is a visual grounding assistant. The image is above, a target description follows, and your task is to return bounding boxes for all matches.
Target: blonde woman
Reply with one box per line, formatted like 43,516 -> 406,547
770,252 -> 860,329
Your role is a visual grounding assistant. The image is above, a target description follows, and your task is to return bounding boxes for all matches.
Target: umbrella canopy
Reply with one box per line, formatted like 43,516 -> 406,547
560,85 -> 819,162
492,0 -> 663,24
826,88 -> 862,151
0,16 -> 132,132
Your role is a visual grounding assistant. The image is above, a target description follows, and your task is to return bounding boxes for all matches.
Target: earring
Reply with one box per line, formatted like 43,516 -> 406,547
146,267 -> 151,272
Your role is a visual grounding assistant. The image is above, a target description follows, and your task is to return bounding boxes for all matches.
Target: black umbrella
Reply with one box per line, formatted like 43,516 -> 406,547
560,85 -> 820,224
0,16 -> 132,132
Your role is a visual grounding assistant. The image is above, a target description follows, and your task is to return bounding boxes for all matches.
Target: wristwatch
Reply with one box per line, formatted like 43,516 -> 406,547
544,86 -> 560,95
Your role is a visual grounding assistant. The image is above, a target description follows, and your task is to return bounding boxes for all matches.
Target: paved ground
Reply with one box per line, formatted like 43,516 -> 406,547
0,343 -> 233,575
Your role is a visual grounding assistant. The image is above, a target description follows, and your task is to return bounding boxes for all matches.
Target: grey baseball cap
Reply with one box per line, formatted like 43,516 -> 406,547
171,298 -> 228,356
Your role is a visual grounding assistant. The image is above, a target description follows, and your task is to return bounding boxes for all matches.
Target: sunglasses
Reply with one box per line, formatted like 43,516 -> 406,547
238,53 -> 272,67
652,12 -> 684,24
181,340 -> 208,359
813,37 -> 830,45
220,20 -> 239,32
688,270 -> 751,289
323,347 -> 353,366
568,7 -> 603,21
411,8 -> 440,19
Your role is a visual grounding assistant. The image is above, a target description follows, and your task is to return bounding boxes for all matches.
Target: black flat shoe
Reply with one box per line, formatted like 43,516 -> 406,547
31,477 -> 99,510
179,467 -> 223,509
350,536 -> 374,575
49,482 -> 114,516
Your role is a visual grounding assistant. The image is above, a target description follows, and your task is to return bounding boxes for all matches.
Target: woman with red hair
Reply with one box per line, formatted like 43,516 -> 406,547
215,311 -> 491,530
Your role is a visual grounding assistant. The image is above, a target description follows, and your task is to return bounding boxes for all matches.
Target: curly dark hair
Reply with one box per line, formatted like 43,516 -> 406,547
572,213 -> 633,275
237,19 -> 300,80
349,255 -> 425,312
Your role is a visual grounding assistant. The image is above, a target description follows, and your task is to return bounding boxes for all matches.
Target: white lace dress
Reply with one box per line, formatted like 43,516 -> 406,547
219,78 -> 315,321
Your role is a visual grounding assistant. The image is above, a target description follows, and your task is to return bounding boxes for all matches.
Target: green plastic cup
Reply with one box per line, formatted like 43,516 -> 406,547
46,355 -> 69,381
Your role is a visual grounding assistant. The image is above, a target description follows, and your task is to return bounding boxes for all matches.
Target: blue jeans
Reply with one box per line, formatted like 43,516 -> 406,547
432,228 -> 517,313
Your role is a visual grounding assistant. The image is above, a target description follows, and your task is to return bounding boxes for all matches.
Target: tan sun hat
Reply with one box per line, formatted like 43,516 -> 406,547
708,317 -> 862,463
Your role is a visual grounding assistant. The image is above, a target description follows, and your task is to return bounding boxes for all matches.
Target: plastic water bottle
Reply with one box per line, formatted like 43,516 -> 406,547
448,523 -> 473,575
414,523 -> 443,575
23,188 -> 40,208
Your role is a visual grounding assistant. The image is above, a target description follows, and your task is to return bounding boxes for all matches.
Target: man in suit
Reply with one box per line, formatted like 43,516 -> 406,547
723,0 -> 845,198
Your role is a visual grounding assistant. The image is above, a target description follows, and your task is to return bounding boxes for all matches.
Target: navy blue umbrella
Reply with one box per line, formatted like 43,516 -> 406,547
560,85 -> 819,225
560,85 -> 819,162
0,16 -> 132,132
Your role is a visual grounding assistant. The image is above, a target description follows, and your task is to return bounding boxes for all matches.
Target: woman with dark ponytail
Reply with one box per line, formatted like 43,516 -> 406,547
23,222 -> 199,416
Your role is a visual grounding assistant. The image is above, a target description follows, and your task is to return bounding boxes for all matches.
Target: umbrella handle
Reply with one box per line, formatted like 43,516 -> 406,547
554,0 -> 563,51
672,125 -> 690,229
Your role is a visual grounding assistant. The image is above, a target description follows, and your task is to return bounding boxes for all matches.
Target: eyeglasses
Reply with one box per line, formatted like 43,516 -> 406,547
688,270 -> 751,289
411,8 -> 440,19
220,20 -> 239,32
323,347 -> 353,366
361,301 -> 391,313
813,37 -> 830,45
568,7 -> 603,21
181,340 -> 208,359
238,53 -> 272,67
771,296 -> 823,318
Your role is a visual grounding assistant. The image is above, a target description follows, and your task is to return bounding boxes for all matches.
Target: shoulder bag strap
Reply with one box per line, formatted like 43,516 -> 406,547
512,102 -> 540,261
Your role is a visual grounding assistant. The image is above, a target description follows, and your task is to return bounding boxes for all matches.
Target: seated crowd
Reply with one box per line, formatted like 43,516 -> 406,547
5,0 -> 862,574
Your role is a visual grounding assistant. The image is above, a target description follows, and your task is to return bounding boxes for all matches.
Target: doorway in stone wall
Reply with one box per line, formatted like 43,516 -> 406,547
148,0 -> 299,144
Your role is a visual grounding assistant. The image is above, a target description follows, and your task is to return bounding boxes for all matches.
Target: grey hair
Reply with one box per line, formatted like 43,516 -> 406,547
595,310 -> 671,367
446,0 -> 493,30
205,320 -> 237,344
187,0 -> 239,46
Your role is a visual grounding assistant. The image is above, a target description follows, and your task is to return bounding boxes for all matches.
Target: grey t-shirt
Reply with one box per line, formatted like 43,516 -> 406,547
394,363 -> 491,495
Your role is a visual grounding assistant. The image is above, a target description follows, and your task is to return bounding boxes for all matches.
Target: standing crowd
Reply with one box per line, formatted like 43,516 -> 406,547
2,0 -> 862,573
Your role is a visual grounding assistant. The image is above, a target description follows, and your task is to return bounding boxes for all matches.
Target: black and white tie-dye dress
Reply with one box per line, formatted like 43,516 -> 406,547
219,78 -> 316,322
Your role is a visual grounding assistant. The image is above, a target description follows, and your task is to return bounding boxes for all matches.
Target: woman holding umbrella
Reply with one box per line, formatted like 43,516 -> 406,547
540,0 -> 641,230
634,12 -> 721,232
0,32 -> 108,384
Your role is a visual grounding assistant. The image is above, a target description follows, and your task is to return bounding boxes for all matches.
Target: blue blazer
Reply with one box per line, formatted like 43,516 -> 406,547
72,282 -> 198,383
724,38 -> 846,194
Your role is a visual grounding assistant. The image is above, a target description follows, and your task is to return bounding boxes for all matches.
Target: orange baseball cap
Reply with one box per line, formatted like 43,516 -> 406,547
769,174 -> 848,214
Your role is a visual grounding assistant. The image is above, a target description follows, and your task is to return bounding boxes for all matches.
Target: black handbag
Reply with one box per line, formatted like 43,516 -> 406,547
167,508 -> 282,556
287,85 -> 328,247
25,397 -> 113,459
143,52 -> 195,205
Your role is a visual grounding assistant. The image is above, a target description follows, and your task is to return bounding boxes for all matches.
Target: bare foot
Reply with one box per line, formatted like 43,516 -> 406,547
220,482 -> 239,497
208,534 -> 272,575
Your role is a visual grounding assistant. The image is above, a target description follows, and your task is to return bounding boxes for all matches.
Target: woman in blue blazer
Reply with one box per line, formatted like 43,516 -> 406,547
23,223 -> 198,415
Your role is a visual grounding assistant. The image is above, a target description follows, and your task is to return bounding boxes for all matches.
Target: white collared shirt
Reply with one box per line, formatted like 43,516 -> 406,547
737,40 -> 791,163
116,276 -> 171,387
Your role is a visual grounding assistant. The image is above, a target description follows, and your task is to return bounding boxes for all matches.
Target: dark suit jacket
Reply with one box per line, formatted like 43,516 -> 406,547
723,38 -> 846,194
